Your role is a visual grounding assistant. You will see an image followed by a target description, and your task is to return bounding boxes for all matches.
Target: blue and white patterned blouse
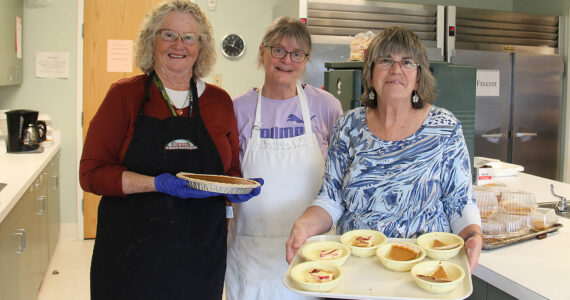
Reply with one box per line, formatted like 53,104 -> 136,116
313,105 -> 481,238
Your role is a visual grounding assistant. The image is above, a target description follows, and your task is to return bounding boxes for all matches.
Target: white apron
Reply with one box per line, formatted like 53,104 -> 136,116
225,83 -> 324,300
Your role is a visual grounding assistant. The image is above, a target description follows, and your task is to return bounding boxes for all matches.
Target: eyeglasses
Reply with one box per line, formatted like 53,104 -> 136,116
265,46 -> 308,63
375,57 -> 419,71
158,29 -> 201,45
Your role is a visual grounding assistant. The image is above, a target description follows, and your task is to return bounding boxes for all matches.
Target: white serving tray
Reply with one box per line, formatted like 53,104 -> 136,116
283,235 -> 473,300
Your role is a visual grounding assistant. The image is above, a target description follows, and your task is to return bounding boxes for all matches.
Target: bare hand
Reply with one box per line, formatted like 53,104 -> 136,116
465,235 -> 482,272
286,223 -> 310,264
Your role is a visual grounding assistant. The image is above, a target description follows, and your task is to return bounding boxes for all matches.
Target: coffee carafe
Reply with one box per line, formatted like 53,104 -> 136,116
5,109 -> 47,152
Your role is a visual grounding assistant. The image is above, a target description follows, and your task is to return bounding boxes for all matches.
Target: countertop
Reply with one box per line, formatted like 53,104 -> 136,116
475,173 -> 570,300
0,137 -> 61,223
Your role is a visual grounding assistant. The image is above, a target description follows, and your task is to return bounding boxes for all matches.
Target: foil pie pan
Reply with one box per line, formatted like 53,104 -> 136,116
176,172 -> 260,195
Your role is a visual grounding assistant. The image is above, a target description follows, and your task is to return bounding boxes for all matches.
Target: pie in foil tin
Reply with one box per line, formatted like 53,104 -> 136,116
176,172 -> 260,194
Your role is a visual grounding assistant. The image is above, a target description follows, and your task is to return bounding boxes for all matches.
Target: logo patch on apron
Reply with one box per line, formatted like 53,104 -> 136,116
164,139 -> 198,150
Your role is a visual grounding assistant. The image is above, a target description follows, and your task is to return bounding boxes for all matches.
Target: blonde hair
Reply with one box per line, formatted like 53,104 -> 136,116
135,0 -> 215,78
256,16 -> 311,68
360,26 -> 436,108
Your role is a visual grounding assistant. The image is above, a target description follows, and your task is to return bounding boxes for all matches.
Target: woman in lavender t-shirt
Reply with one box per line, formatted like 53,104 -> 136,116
225,16 -> 343,300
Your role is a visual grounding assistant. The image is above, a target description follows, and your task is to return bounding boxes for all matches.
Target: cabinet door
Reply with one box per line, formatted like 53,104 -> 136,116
0,187 -> 33,300
30,169 -> 50,294
47,153 -> 61,258
0,0 -> 23,85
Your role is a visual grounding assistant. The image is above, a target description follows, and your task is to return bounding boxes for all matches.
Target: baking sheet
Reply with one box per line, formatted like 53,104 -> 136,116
483,223 -> 563,250
283,235 -> 473,300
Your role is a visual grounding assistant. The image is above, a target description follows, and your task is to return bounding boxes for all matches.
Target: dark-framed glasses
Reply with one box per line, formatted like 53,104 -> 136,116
158,29 -> 201,45
375,57 -> 419,71
265,46 -> 308,63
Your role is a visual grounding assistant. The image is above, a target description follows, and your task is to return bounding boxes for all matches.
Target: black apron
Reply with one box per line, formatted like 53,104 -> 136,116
91,74 -> 226,300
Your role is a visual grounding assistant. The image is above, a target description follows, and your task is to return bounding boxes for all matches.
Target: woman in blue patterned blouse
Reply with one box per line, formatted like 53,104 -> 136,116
286,26 -> 483,272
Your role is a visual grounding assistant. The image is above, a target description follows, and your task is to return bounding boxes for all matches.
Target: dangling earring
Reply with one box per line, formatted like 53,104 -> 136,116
368,89 -> 376,100
412,91 -> 419,103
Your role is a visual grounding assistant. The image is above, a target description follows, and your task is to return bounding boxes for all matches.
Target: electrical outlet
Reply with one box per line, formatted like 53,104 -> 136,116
208,0 -> 216,11
213,74 -> 222,87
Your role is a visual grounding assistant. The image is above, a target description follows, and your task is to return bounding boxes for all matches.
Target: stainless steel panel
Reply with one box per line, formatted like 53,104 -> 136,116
308,1 -> 437,16
511,53 -> 563,179
305,43 -> 351,88
456,19 -> 558,33
456,7 -> 558,26
307,19 -> 436,32
458,28 -> 557,40
453,49 -> 511,162
308,26 -> 436,40
455,42 -> 557,55
308,10 -> 436,24
456,35 -> 557,47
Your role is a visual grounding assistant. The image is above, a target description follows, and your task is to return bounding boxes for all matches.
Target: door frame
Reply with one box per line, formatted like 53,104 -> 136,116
75,0 -> 84,240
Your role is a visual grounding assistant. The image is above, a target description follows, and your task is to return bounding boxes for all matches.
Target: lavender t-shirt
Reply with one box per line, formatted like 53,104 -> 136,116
233,84 -> 343,162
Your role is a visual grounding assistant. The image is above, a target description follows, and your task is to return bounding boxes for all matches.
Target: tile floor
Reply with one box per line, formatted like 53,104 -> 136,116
37,239 -> 94,300
36,239 -> 227,300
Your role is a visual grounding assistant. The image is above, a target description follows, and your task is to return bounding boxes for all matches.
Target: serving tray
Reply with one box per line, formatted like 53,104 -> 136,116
283,235 -> 473,300
482,223 -> 563,250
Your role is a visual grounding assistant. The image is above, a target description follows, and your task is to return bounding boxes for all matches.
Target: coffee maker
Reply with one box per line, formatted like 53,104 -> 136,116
5,109 -> 47,153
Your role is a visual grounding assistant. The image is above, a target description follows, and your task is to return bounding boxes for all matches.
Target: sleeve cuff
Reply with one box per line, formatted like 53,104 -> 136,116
311,195 -> 343,227
450,203 -> 481,234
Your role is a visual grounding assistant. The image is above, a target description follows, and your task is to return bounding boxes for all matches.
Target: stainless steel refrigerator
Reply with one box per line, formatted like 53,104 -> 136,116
449,7 -> 564,180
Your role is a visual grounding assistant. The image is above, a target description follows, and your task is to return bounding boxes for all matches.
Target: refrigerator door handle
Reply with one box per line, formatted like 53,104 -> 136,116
514,132 -> 538,138
481,133 -> 504,138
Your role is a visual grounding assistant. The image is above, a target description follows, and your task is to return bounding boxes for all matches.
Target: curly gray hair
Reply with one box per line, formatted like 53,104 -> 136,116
360,26 -> 436,109
135,0 -> 215,78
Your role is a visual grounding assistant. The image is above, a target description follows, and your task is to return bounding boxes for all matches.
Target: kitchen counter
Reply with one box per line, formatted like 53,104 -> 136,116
475,173 -> 570,300
0,137 -> 61,223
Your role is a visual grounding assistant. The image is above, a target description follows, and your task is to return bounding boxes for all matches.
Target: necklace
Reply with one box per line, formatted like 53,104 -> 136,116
152,74 -> 193,117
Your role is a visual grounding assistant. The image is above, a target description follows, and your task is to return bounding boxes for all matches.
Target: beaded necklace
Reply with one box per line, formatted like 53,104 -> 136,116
152,73 -> 193,116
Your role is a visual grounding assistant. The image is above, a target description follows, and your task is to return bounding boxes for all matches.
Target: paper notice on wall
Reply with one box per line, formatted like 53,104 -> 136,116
16,16 -> 22,59
107,40 -> 133,73
476,70 -> 500,97
35,52 -> 69,78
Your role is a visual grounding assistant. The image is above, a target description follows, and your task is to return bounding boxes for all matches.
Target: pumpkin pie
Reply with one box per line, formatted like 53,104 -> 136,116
388,244 -> 419,261
417,264 -> 452,283
433,239 -> 462,250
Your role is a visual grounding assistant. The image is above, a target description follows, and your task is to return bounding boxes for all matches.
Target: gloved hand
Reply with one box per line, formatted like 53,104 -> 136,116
155,173 -> 222,199
225,178 -> 264,203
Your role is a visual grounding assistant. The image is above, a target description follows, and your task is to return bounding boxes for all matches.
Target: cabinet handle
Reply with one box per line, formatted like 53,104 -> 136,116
513,132 -> 538,138
481,133 -> 504,139
51,175 -> 59,190
37,196 -> 47,214
14,229 -> 26,254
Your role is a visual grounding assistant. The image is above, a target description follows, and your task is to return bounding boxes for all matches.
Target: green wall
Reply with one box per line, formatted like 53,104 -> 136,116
0,0 -> 78,226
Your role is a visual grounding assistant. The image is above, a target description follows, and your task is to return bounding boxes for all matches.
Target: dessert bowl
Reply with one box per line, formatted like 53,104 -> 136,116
411,260 -> 465,294
376,242 -> 426,272
340,229 -> 387,257
301,240 -> 351,266
416,232 -> 464,260
290,261 -> 343,292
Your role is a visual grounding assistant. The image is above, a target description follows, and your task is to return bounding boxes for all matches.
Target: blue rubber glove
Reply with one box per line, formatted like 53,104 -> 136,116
226,178 -> 264,203
155,173 -> 222,199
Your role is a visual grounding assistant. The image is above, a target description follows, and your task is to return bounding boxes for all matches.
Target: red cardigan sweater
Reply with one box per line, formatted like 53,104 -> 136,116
79,74 -> 241,196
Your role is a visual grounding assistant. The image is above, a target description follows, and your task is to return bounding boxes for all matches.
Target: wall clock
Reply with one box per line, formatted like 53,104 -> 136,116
221,33 -> 245,59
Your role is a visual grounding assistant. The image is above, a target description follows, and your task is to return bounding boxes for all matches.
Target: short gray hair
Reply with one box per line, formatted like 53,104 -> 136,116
256,16 -> 311,68
135,0 -> 215,78
360,26 -> 436,108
